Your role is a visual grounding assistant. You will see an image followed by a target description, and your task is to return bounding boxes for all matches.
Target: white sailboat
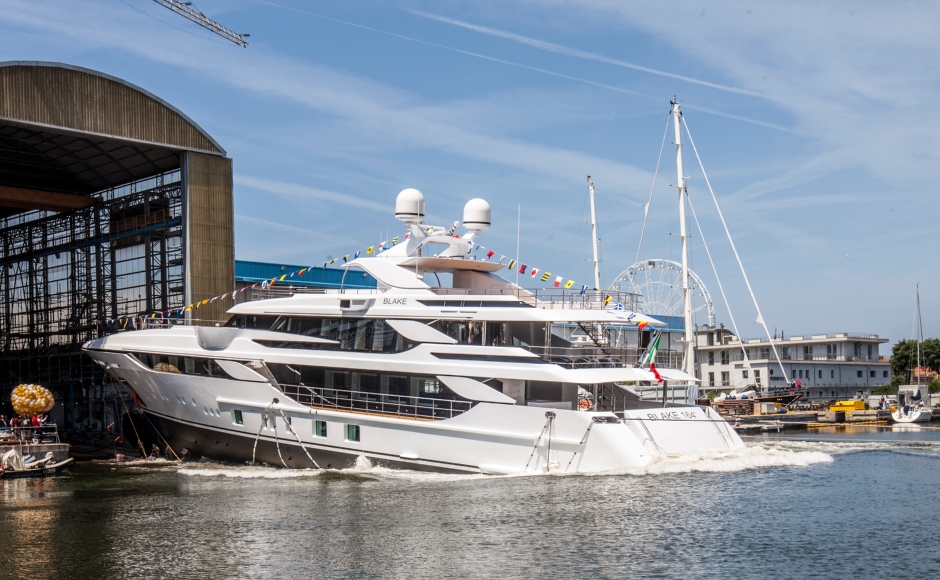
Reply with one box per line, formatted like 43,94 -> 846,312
892,283 -> 933,423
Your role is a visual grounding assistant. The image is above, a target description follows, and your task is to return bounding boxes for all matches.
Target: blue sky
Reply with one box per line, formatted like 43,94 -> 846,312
2,0 -> 937,345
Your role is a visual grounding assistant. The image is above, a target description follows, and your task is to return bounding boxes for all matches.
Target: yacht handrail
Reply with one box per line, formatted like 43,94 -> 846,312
278,384 -> 473,420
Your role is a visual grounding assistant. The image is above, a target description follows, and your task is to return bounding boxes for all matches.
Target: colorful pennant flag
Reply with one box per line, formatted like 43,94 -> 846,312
565,280 -> 574,289
519,264 -> 527,274
486,250 -> 495,260
580,285 -> 587,295
298,268 -> 306,276
530,268 -> 538,278
554,276 -> 562,287
367,246 -> 374,255
603,295 -> 612,306
508,259 -> 517,270
638,320 -> 649,331
498,255 -> 506,264
392,236 -> 399,245
541,272 -> 551,281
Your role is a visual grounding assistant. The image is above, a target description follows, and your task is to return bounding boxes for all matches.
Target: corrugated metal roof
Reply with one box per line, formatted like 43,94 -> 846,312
235,260 -> 376,289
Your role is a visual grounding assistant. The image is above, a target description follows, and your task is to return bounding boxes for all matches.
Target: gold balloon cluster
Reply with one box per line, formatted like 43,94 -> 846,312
11,384 -> 55,416
153,362 -> 180,374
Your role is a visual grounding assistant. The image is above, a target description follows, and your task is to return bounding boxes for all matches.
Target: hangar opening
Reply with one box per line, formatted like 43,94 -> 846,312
0,61 -> 234,440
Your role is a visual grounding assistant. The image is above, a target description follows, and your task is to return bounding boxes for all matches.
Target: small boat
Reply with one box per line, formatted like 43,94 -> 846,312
892,403 -> 932,423
0,448 -> 74,479
892,285 -> 933,424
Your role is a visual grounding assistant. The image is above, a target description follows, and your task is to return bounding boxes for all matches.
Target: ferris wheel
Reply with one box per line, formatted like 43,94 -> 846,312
609,259 -> 716,326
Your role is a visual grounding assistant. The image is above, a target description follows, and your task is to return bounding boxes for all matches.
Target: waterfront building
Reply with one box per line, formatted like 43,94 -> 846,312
695,326 -> 891,401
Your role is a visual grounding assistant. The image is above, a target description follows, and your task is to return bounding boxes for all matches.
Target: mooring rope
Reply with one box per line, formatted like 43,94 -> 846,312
277,408 -> 320,469
251,402 -> 274,465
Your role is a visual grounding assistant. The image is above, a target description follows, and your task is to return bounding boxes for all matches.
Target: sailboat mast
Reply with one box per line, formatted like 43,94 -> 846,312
673,99 -> 695,381
915,282 -> 923,386
588,176 -> 602,292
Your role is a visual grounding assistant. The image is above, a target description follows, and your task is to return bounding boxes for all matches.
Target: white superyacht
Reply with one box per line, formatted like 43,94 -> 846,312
83,190 -> 743,473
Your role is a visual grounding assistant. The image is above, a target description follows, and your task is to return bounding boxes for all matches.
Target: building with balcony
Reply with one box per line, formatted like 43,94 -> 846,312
695,326 -> 892,401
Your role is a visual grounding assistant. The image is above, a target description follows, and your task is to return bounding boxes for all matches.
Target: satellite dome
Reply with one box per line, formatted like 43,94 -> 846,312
395,188 -> 425,223
463,198 -> 491,231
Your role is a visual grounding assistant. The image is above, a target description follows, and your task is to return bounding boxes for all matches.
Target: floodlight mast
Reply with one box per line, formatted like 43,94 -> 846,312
151,0 -> 249,47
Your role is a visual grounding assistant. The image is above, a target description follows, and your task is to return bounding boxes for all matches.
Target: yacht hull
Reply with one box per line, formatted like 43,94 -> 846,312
138,410 -> 475,473
85,335 -> 746,475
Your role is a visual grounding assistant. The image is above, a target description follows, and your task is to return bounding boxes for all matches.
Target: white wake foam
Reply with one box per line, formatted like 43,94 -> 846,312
612,443 -> 834,476
173,441 -> 835,481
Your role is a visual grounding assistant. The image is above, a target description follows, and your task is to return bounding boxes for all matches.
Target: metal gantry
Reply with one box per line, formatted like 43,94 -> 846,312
151,0 -> 249,47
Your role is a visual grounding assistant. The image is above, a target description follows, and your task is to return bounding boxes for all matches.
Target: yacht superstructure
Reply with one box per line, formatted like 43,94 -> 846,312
83,189 -> 743,473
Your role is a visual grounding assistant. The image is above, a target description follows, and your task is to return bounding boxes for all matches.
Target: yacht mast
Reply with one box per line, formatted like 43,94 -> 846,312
672,99 -> 695,384
587,176 -> 602,292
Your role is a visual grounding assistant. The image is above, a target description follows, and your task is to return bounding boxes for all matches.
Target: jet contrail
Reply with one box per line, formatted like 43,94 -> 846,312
406,9 -> 764,99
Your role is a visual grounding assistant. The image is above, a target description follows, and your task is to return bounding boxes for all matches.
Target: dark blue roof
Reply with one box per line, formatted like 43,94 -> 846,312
235,260 -> 377,289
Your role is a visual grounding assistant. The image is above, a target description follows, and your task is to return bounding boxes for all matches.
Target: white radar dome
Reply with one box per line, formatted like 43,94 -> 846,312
395,188 -> 425,223
463,198 -> 491,231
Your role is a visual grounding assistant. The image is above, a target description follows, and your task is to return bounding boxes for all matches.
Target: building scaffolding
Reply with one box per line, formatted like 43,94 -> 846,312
0,171 -> 184,439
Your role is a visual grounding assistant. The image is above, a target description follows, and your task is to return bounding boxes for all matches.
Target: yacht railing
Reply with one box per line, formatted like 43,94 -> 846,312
525,345 -> 683,369
279,384 -> 472,420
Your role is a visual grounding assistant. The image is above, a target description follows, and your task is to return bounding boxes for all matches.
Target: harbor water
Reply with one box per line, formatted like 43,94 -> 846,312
2,427 -> 940,578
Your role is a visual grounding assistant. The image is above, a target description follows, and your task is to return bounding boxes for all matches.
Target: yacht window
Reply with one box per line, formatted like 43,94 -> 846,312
417,378 -> 440,395
417,300 -> 531,308
133,353 -> 226,378
269,317 -> 414,352
269,364 -> 302,385
346,424 -> 360,442
252,340 -> 338,351
225,315 -> 279,330
327,370 -> 352,390
356,372 -> 380,394
386,374 -> 409,396
314,420 -> 327,438
431,352 -> 546,364
233,410 -> 243,425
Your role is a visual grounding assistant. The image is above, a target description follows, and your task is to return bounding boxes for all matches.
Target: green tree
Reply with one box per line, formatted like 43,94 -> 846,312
873,384 -> 899,395
890,338 -> 940,380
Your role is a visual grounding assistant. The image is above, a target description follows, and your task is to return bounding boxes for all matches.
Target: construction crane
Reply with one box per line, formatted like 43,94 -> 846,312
151,0 -> 249,47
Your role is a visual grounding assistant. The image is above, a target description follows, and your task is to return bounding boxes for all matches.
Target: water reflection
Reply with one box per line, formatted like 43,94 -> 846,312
2,437 -> 940,578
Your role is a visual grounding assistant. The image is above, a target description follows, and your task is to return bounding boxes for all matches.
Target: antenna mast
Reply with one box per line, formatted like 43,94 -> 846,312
152,0 -> 249,47
587,176 -> 602,292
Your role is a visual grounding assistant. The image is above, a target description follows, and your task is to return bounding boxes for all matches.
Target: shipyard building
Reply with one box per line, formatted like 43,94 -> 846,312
0,61 -> 236,435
